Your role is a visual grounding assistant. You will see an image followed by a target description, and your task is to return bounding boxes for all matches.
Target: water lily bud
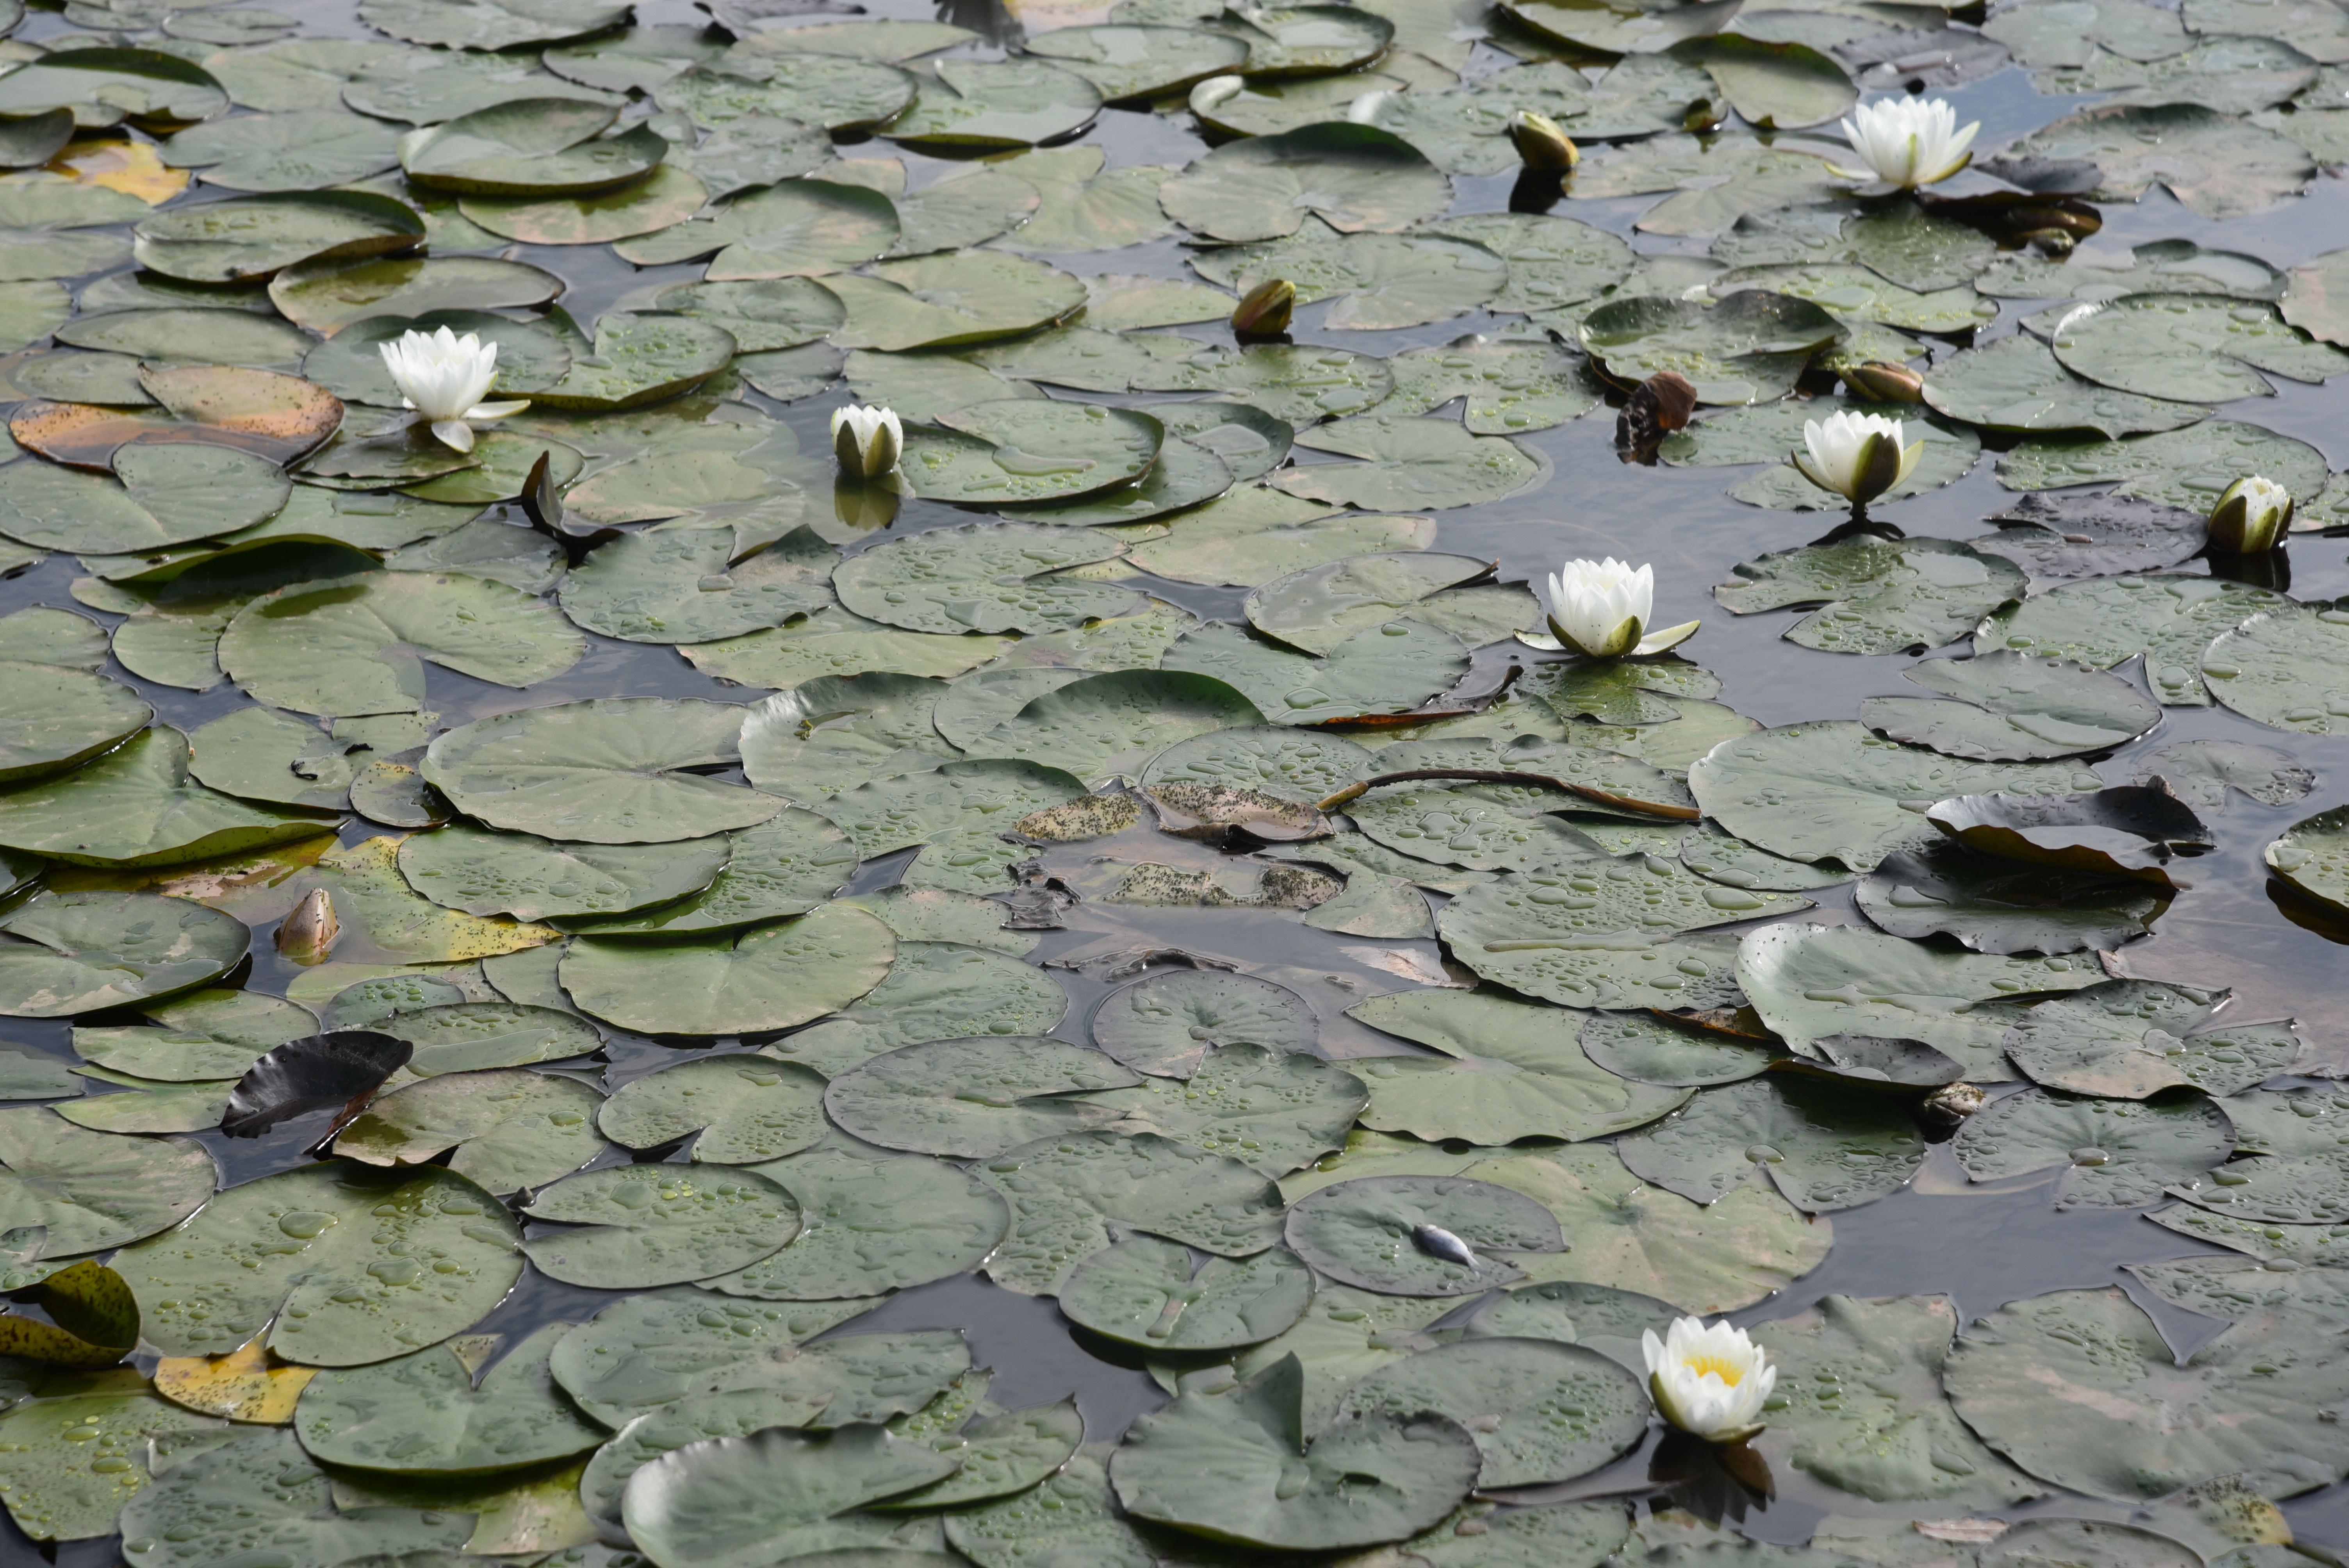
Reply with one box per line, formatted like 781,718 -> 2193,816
1191,74 -> 1243,114
276,887 -> 339,964
1834,95 -> 1978,189
1508,110 -> 1578,173
2207,475 -> 2292,552
1643,1316 -> 1776,1444
1793,409 -> 1923,506
1231,278 -> 1295,337
1837,361 -> 1924,403
831,403 -> 902,479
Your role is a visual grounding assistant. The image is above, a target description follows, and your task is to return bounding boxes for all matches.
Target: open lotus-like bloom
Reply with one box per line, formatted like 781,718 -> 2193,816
832,403 -> 903,479
2207,474 -> 2292,552
1835,96 -> 1978,189
1543,557 -> 1698,659
1643,1316 -> 1776,1444
378,327 -> 527,453
1795,410 -> 1923,506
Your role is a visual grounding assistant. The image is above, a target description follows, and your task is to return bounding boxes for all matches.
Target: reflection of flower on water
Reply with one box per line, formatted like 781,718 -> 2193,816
1644,1315 -> 1777,1444
1834,95 -> 1978,189
1542,557 -> 1699,659
378,326 -> 529,454
1794,409 -> 1923,507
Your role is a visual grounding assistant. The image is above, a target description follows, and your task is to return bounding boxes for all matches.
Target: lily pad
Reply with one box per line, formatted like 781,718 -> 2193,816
1953,1085 -> 2233,1206
1059,1237 -> 1312,1350
1579,290 -> 1844,404
1924,334 -> 2210,438
2010,103 -> 2314,219
2139,739 -> 2313,813
699,1144 -> 1009,1300
560,902 -> 896,1036
1159,124 -> 1452,243
0,443 -> 292,554
397,825 -> 729,923
293,1321 -> 604,1475
2003,979 -> 2301,1097
2048,294 -> 2349,403
423,698 -> 778,844
2265,804 -> 2349,916
558,809 -> 859,937
624,1422 -> 962,1568
331,1068 -> 603,1196
599,1054 -> 831,1163
558,526 -> 832,646
1855,839 -> 2168,955
823,252 -> 1085,352
531,313 -> 736,413
2204,599 -> 2349,736
0,727 -> 331,869
0,1106 -> 214,1260
401,99 -> 664,200
0,889 -> 248,1017
1945,1286 -> 2349,1499
1089,969 -> 1317,1079
1616,1074 -> 1927,1212
822,759 -> 1085,895
1109,1354 -> 1480,1552
1738,922 -> 2103,1075
1975,574 -> 2291,707
119,1427 -> 469,1568
884,59 -> 1100,151
615,178 -> 897,276
132,191 -> 423,284
834,522 -> 1137,636
0,1381 -> 225,1542
1687,721 -> 2103,870
1715,535 -> 2023,656
1333,1336 -> 1649,1487
1023,23 -> 1248,102
1276,414 -> 1543,512
1861,652 -> 2160,761
907,400 -> 1161,506
1996,418 -> 2328,519
1286,1173 -> 1562,1295
823,1035 -> 1136,1158
0,47 -> 227,130
520,1163 -> 800,1288
116,1161 -> 520,1364
978,1130 -> 1285,1295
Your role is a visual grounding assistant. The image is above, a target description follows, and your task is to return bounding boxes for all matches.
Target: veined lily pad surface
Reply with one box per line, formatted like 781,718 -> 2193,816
0,0 -> 2345,1557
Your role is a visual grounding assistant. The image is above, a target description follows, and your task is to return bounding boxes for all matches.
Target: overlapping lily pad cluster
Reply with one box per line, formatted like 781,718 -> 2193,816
0,0 -> 2341,1562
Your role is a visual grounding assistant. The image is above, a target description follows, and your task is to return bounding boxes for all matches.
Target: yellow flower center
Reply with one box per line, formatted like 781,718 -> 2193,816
1680,1354 -> 1744,1386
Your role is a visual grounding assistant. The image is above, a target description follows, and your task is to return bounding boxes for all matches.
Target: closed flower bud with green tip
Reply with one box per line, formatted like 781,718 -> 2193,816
1508,110 -> 1578,172
2207,475 -> 2292,553
1231,278 -> 1295,337
1837,361 -> 1924,403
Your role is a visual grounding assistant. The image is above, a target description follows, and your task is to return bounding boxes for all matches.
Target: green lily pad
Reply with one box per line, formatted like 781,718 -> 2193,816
1437,854 -> 1805,991
73,988 -> 312,1082
367,1002 -> 599,1075
1333,1336 -> 1649,1487
120,1427 -> 471,1566
1926,335 -> 2215,437
397,825 -> 730,923
1082,1043 -> 1363,1176
2140,739 -> 2314,812
459,163 -> 709,246
1578,1009 -> 1775,1087
1578,289 -> 1844,404
1945,1285 -> 2349,1499
293,1321 -> 604,1476
520,1163 -> 800,1288
623,1422 -> 962,1568
1275,414 -> 1543,512
0,184 -> 144,284
301,309 -> 572,408
656,278 -> 843,352
884,59 -> 1100,151
132,191 -> 424,283
361,0 -> 627,45
331,1067 -> 603,1196
1023,23 -> 1248,101
740,672 -> 954,802
1855,839 -> 2168,955
1059,1237 -> 1312,1350
1376,335 -> 1604,433
1687,721 -> 2103,870
1241,552 -> 1507,656
1953,1086 -> 2233,1206
558,526 -> 832,646
547,1288 -> 942,1425
560,902 -> 896,1036
833,522 -> 1136,636
423,698 -> 779,844
823,1035 -> 1136,1158
1748,1294 -> 2041,1507
906,400 -> 1161,506
1616,1075 -> 1927,1212
598,1054 -> 831,1163
1109,1354 -> 1480,1552
699,1144 -> 1009,1300
0,1106 -> 213,1259
1347,987 -> 1690,1142
1130,341 -> 1395,423
1089,969 -> 1316,1079
2003,979 -> 2303,1097
0,726 -> 329,868
162,108 -> 402,192
2204,599 -> 2349,736
0,47 -> 227,129
966,668 -> 1266,784
615,178 -> 898,275
0,660 -> 148,784
401,98 -> 664,199
2040,34 -> 2318,114
1501,0 -> 1739,53
1159,124 -> 1452,243
557,809 -> 859,937
2047,294 -> 2349,403
116,1161 -> 520,1364
1737,921 -> 2103,1074
531,313 -> 736,413
1285,1172 -> 1562,1295
978,1129 -> 1285,1295
1974,573 -> 2292,707
1862,652 -> 2160,762
2010,103 -> 2314,218
822,759 -> 1085,895
1714,535 -> 2022,656
0,890 -> 248,1017
1198,226 -> 1506,332
0,443 -> 292,554
823,252 -> 1086,351
767,941 -> 1067,1078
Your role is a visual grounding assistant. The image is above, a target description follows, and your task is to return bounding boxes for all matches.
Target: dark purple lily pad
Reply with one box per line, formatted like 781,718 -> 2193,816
221,1030 -> 410,1139
1928,786 -> 2210,886
1973,492 -> 2208,580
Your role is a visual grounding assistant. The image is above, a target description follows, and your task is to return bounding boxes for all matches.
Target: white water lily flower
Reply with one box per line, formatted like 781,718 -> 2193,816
378,326 -> 528,454
831,403 -> 903,479
1794,410 -> 1923,506
1642,1316 -> 1776,1444
1835,95 -> 1978,189
1543,557 -> 1698,659
2207,474 -> 2292,552
1192,75 -> 1244,113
